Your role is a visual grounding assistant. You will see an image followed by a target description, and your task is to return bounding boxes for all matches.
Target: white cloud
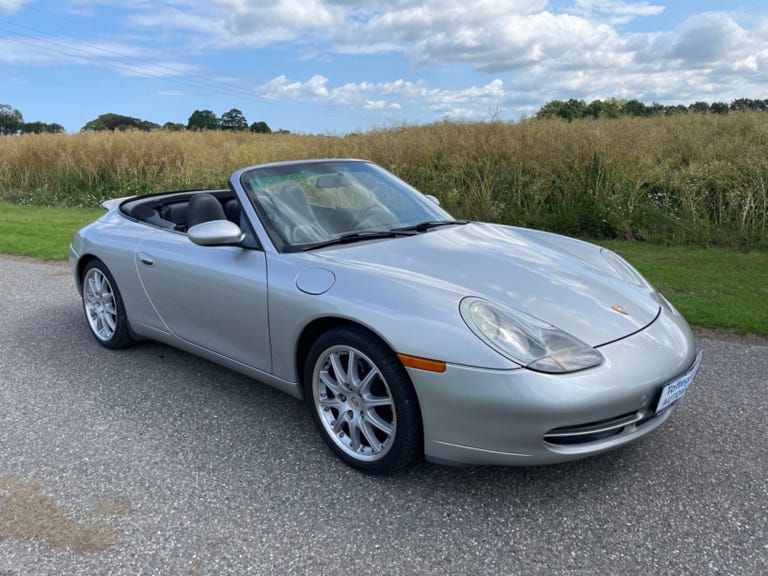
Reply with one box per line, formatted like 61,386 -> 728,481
259,74 -> 331,99
257,75 -> 507,119
414,12 -> 629,72
215,0 -> 339,33
0,33 -> 197,79
115,61 -> 198,77
126,0 -> 343,48
95,1 -> 768,92
571,0 -> 665,24
671,13 -> 746,65
0,0 -> 32,15
0,36 -> 143,66
363,100 -> 387,110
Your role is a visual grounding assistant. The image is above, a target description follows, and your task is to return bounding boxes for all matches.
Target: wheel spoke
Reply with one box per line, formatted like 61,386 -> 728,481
87,276 -> 97,299
329,352 -> 348,387
357,368 -> 378,395
94,273 -> 106,296
347,350 -> 359,387
360,420 -> 382,452
332,415 -> 346,435
362,394 -> 392,409
319,396 -> 343,411
348,421 -> 363,452
364,410 -> 394,436
103,313 -> 116,332
319,370 -> 340,395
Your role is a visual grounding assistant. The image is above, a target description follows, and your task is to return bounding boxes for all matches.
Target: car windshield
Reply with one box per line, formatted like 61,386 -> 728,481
238,160 -> 455,252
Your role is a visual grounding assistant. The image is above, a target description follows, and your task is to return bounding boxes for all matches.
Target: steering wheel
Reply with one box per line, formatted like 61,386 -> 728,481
354,203 -> 394,229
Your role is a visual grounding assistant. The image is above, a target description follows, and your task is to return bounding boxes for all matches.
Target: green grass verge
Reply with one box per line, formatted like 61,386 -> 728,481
603,241 -> 768,337
0,202 -> 103,261
1,202 -> 765,337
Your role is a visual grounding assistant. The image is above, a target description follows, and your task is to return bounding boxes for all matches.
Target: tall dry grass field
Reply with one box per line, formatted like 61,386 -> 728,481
1,113 -> 767,247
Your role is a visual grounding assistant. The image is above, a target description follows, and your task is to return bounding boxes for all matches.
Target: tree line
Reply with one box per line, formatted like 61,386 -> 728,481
0,104 -> 64,134
81,108 -> 276,133
0,104 -> 276,135
5,97 -> 768,135
536,97 -> 768,121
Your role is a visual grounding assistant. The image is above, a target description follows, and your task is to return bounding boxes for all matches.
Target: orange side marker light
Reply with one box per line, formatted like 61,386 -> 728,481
397,353 -> 446,373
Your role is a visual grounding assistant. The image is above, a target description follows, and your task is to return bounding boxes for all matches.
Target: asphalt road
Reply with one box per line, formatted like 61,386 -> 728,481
0,256 -> 766,576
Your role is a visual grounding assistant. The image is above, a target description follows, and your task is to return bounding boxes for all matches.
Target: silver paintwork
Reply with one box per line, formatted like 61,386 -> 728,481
70,159 -> 699,466
188,220 -> 245,246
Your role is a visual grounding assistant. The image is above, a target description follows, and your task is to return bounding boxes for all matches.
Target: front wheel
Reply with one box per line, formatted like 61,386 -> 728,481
82,260 -> 134,349
304,325 -> 422,474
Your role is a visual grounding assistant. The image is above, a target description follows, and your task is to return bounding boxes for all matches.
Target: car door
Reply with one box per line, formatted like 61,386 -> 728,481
133,229 -> 271,373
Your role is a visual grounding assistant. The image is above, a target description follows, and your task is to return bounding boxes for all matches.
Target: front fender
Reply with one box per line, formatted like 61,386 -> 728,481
266,253 -> 517,383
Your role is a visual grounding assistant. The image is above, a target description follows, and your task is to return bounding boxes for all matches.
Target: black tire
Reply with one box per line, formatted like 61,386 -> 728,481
304,324 -> 422,474
81,259 -> 134,350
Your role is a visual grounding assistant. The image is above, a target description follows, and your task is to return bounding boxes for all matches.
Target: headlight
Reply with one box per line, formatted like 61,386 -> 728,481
459,297 -> 603,373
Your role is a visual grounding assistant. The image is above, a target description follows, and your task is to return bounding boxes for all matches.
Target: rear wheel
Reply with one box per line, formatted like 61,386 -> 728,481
304,325 -> 421,474
82,260 -> 134,349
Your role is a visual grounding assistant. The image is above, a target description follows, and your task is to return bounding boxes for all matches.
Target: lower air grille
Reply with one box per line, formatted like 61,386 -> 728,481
544,412 -> 641,446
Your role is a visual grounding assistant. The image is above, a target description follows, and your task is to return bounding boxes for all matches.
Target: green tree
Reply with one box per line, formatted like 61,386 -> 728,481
0,104 -> 24,135
689,101 -> 710,114
585,98 -> 624,119
81,113 -> 158,131
730,98 -> 764,112
21,121 -> 65,134
249,121 -> 272,134
560,99 -> 587,121
710,101 -> 729,115
665,105 -> 689,115
584,99 -> 605,119
536,100 -> 566,119
624,99 -> 649,117
187,109 -> 219,130
220,108 -> 248,131
162,122 -> 186,131
536,99 -> 587,121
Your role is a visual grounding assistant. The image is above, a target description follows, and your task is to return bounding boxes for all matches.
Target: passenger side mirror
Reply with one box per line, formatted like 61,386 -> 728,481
425,194 -> 441,206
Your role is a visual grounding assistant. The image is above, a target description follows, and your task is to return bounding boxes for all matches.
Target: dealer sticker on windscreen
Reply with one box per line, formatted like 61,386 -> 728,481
656,351 -> 703,414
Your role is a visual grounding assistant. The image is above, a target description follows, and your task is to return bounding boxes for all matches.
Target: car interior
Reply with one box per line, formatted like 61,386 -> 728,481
120,189 -> 260,247
120,182 -> 398,250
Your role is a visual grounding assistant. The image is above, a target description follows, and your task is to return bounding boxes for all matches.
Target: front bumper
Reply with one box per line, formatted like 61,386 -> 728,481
68,244 -> 79,280
408,307 -> 699,466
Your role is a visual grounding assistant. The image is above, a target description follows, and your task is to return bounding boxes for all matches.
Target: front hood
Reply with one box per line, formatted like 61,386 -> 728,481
312,223 -> 660,347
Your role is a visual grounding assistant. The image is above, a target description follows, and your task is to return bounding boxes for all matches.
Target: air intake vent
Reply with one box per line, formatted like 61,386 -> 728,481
544,412 -> 641,446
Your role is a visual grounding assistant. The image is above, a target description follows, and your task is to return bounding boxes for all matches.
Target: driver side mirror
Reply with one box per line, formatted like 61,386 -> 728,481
188,220 -> 245,246
425,194 -> 441,206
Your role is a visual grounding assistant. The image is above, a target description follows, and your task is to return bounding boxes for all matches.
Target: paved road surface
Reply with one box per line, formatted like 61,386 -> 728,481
0,256 -> 766,575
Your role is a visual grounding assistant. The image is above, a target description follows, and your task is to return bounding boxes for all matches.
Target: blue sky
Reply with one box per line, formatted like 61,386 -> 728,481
2,1 -> 767,133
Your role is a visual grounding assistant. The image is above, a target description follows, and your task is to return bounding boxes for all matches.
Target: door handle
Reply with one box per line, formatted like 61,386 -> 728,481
138,252 -> 155,267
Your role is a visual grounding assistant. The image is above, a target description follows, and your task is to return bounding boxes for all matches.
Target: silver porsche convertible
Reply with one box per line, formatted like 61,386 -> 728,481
70,159 -> 701,474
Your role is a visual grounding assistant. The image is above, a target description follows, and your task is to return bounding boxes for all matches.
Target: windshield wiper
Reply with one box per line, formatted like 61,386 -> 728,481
390,219 -> 469,233
296,230 -> 417,252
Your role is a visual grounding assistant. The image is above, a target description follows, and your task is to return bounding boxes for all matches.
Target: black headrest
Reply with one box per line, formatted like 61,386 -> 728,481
187,193 -> 226,228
